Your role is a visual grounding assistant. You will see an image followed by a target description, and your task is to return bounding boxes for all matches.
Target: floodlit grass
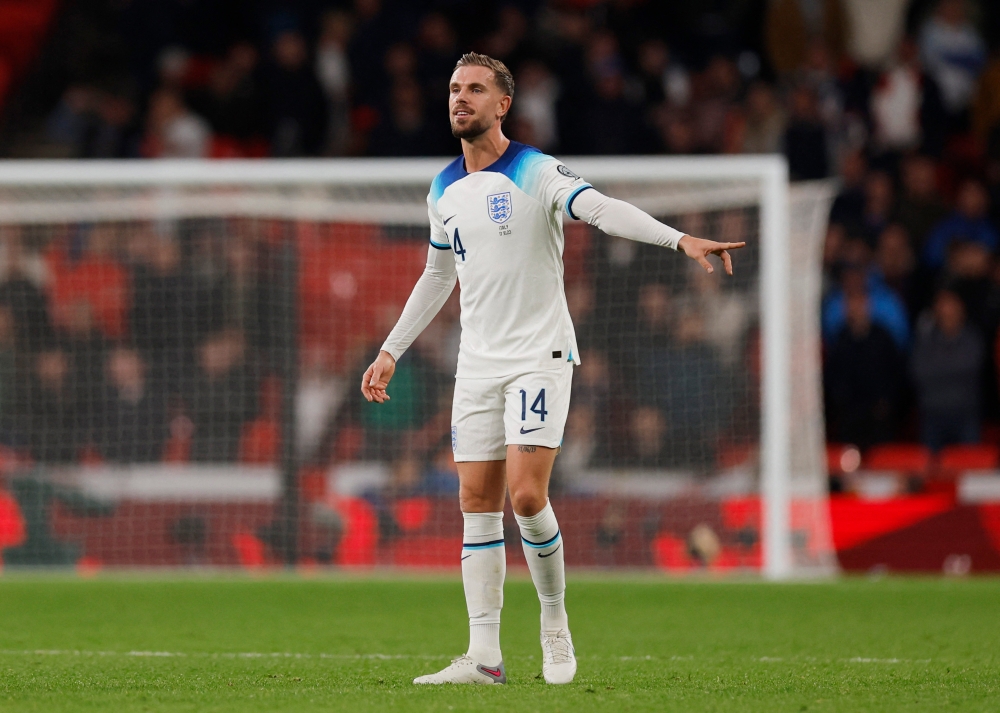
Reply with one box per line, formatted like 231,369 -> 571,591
0,574 -> 997,712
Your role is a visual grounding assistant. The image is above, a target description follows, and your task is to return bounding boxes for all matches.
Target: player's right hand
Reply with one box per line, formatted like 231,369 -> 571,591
361,350 -> 396,403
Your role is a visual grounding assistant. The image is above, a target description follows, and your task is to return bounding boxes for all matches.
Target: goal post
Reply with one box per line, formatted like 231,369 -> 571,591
0,156 -> 835,578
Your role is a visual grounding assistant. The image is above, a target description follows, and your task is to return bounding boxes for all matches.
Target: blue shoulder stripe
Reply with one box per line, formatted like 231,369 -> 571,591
429,155 -> 467,206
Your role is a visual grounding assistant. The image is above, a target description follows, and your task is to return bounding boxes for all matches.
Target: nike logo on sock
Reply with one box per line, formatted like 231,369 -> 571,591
461,555 -> 472,561
444,214 -> 457,225
520,426 -> 544,434
538,543 -> 561,558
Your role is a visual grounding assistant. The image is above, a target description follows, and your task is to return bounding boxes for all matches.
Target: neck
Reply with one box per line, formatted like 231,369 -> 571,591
461,126 -> 509,173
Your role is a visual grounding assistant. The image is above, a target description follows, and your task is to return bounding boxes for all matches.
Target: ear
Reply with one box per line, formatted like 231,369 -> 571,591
497,94 -> 512,120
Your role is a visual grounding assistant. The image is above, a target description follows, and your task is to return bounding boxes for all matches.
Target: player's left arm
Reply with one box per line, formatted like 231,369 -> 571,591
569,188 -> 746,275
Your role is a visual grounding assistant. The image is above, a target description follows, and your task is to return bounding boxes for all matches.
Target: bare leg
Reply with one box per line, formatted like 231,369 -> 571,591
504,444 -> 558,516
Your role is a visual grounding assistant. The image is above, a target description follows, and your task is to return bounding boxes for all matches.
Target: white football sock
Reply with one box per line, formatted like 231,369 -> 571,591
515,500 -> 568,632
461,511 -> 505,666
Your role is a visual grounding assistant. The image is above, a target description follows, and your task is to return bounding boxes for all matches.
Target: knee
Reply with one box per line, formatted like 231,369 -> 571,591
460,485 -> 504,514
509,487 -> 546,517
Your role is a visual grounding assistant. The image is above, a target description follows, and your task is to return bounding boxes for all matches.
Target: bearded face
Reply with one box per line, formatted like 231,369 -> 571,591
448,65 -> 508,140
450,109 -> 493,140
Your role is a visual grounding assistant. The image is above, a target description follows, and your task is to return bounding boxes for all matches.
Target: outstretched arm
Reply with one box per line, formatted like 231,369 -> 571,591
361,245 -> 457,403
569,188 -> 746,275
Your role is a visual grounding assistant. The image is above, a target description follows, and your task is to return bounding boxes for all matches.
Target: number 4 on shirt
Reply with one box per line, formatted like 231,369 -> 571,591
453,229 -> 466,261
520,388 -> 547,422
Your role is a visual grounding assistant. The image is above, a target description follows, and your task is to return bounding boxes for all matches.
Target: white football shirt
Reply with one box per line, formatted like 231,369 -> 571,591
381,141 -> 685,378
417,141 -> 593,378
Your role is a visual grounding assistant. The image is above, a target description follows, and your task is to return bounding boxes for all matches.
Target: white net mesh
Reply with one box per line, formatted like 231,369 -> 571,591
0,159 -> 834,574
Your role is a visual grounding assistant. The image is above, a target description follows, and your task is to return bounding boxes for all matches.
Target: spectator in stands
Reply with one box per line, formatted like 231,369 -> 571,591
568,348 -> 612,468
367,78 -> 444,156
870,37 -> 924,155
923,179 -> 999,270
919,0 -> 987,118
98,346 -> 167,462
825,289 -> 904,448
130,236 -> 198,393
896,154 -> 948,251
189,41 -> 265,143
911,286 -> 985,450
511,60 -> 560,152
783,84 -> 829,180
416,12 -> 459,104
635,39 -> 689,109
316,10 -> 354,156
142,88 -> 210,158
858,171 -> 896,248
741,81 -> 786,155
580,32 -> 650,155
46,86 -> 138,158
189,329 -> 257,462
0,230 -> 53,352
828,150 -> 868,231
765,0 -> 847,77
823,259 -> 911,350
24,348 -> 78,462
640,303 -> 728,471
840,0 -> 910,70
479,5 -> 530,69
555,403 -> 598,476
627,405 -> 668,468
264,30 -> 326,157
944,240 -> 994,335
57,300 -> 107,448
692,55 -> 742,155
874,224 -> 919,317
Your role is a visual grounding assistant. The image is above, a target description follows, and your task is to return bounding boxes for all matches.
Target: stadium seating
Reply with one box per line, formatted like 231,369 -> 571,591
937,444 -> 1000,471
863,444 -> 932,473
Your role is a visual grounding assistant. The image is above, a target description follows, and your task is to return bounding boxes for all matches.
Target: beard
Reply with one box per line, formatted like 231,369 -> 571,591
451,112 -> 492,140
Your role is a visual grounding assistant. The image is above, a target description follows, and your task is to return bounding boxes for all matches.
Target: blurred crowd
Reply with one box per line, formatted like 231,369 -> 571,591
0,223 -> 286,465
0,205 -> 756,488
10,0 -> 995,166
2,0 -> 1000,479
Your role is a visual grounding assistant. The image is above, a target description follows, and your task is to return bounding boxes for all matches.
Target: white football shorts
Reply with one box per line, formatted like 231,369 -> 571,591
451,364 -> 574,461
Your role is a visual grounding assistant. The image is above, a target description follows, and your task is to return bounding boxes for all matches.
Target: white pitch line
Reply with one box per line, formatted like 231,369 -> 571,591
0,650 -> 933,664
0,650 -> 443,660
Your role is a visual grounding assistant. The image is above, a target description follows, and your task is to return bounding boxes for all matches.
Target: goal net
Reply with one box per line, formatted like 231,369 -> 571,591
0,158 -> 835,578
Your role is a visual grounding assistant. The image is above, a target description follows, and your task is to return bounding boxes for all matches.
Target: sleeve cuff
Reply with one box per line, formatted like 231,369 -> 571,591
564,184 -> 594,220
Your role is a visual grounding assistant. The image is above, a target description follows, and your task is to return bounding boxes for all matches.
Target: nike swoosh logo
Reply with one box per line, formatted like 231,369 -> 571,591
520,426 -> 544,434
461,555 -> 472,561
478,666 -> 502,678
538,543 -> 561,558
443,214 -> 457,225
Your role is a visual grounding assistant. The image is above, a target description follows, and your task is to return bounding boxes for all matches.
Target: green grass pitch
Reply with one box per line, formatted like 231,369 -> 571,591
0,575 -> 997,712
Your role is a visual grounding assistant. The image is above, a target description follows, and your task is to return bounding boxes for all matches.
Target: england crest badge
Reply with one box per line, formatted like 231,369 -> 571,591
487,192 -> 512,223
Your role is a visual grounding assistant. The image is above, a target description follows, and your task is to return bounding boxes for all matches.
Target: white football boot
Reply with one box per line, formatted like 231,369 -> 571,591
540,629 -> 577,684
413,655 -> 507,685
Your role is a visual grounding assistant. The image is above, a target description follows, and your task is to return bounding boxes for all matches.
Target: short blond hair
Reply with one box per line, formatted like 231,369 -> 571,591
454,52 -> 514,120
